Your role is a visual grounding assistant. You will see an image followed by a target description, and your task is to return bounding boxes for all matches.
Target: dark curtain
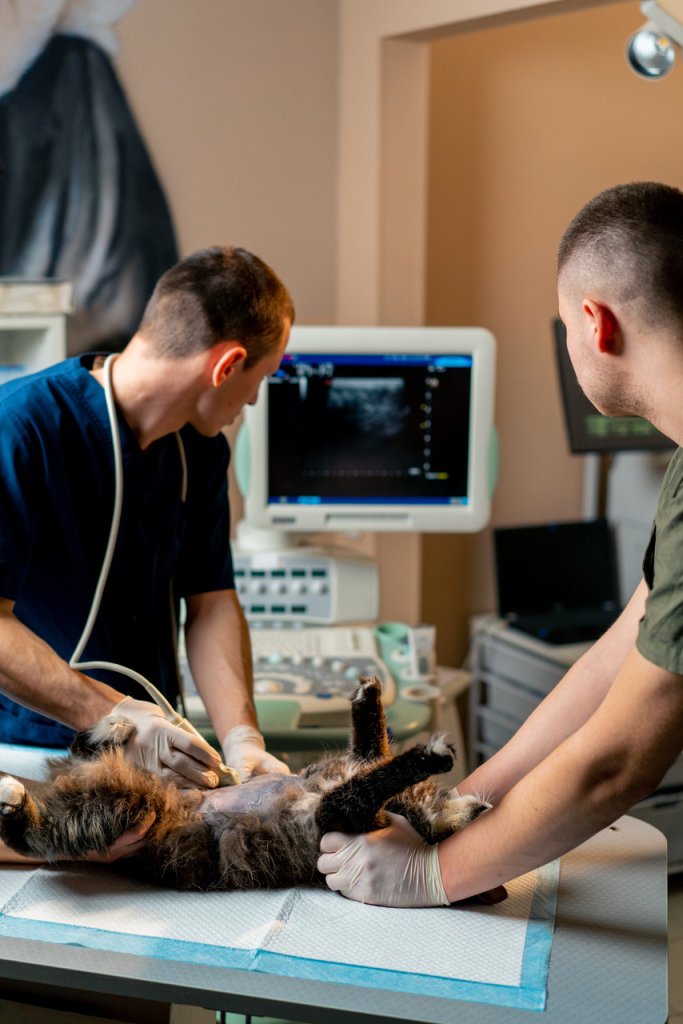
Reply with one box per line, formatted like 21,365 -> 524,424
0,34 -> 178,353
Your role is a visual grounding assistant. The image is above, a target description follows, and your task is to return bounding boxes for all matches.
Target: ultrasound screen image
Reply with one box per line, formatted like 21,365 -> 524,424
267,354 -> 472,505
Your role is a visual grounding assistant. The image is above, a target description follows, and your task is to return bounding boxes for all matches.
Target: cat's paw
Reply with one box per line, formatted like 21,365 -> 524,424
442,793 -> 491,831
352,676 -> 381,704
0,775 -> 25,816
88,716 -> 135,747
71,717 -> 135,757
419,735 -> 456,775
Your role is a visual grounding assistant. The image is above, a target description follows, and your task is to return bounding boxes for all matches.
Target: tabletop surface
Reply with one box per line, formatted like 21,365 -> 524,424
0,814 -> 668,1024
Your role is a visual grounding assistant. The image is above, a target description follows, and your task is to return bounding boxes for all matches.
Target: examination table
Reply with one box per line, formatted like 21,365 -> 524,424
0,744 -> 668,1024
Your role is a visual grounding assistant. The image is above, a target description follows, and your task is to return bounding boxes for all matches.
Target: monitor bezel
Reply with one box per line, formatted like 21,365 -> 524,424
553,319 -> 674,455
243,325 -> 496,534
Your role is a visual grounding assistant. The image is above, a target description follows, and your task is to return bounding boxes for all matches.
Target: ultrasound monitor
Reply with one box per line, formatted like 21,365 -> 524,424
553,319 -> 674,454
242,326 -> 496,534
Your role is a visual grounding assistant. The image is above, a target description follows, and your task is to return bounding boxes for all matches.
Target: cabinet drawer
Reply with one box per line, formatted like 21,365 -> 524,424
473,740 -> 498,764
478,671 -> 544,725
475,706 -> 517,750
659,756 -> 683,790
477,634 -> 575,695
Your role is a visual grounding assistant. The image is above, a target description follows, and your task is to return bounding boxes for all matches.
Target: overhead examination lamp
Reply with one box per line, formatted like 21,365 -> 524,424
627,0 -> 683,78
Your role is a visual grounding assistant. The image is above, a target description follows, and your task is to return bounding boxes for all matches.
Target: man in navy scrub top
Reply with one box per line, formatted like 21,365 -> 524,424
0,245 -> 292,791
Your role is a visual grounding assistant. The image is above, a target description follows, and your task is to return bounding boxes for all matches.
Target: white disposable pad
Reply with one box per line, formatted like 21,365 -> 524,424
0,744 -> 558,1010
0,860 -> 558,1010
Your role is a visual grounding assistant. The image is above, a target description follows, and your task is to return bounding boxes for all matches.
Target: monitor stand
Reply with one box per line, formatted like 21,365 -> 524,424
235,518 -> 310,553
595,453 -> 614,520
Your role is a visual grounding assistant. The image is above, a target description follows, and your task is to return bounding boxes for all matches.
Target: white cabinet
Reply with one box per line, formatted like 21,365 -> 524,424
0,279 -> 71,379
0,313 -> 67,381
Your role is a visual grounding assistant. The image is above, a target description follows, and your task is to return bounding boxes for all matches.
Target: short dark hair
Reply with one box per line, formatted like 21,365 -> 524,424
138,246 -> 294,366
558,182 -> 683,327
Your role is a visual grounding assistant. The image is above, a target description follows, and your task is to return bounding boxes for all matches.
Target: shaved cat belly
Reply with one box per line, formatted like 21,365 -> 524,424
198,773 -> 306,817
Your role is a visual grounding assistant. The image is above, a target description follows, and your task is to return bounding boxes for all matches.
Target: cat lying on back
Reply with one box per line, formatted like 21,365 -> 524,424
0,677 -> 503,899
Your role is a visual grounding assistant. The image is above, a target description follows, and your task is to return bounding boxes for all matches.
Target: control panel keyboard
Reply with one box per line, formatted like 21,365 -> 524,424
181,626 -> 395,727
250,626 -> 394,708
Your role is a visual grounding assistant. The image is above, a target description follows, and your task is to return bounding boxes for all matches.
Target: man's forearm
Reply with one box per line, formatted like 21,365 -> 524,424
459,580 -> 650,804
440,749 -> 632,901
0,599 -> 122,731
0,838 -> 42,865
459,652 -> 618,805
441,646 -> 683,902
184,590 -> 259,740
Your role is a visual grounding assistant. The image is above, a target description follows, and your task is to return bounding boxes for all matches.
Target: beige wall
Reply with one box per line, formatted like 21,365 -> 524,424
337,0 -> 625,634
114,0 -> 339,530
336,0 -> 619,327
115,0 -> 338,326
422,0 -> 683,664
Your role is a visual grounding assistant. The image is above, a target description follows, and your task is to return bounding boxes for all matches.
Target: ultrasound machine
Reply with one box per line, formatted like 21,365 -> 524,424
180,325 -> 497,749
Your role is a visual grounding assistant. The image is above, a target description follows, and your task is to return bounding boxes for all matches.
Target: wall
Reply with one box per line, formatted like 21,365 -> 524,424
115,0 -> 338,327
421,0 -> 683,663
337,0 -> 623,632
337,0 -> 620,326
113,0 -> 339,529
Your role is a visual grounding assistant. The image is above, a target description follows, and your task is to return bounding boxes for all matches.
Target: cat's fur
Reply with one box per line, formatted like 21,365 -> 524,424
0,677 -> 494,894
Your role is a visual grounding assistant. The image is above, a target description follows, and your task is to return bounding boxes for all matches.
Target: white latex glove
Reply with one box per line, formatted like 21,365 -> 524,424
221,725 -> 291,782
317,812 -> 450,908
105,697 -> 223,788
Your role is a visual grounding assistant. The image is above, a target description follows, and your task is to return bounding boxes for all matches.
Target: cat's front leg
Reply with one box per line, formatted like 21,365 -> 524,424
316,736 -> 456,834
0,774 -> 41,856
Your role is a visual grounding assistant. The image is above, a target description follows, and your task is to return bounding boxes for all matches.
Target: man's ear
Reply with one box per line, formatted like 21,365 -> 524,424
210,343 -> 247,388
583,299 -> 621,354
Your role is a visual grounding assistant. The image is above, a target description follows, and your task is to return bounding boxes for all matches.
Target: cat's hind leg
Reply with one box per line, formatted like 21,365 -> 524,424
431,792 -> 492,839
315,735 -> 454,834
1,755 -> 167,862
349,676 -> 390,762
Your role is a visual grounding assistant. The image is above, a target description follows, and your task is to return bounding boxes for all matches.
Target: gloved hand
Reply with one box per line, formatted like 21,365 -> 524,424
221,724 -> 291,782
317,812 -> 450,908
105,697 -> 223,788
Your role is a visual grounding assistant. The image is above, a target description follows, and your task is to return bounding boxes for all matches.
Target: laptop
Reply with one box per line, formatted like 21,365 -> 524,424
493,519 -> 621,645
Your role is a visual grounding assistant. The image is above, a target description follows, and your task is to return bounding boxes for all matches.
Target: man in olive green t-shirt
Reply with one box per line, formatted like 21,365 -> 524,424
318,182 -> 683,907
637,448 -> 683,672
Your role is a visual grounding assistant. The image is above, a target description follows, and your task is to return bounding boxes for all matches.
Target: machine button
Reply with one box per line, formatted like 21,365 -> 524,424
254,678 -> 285,694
